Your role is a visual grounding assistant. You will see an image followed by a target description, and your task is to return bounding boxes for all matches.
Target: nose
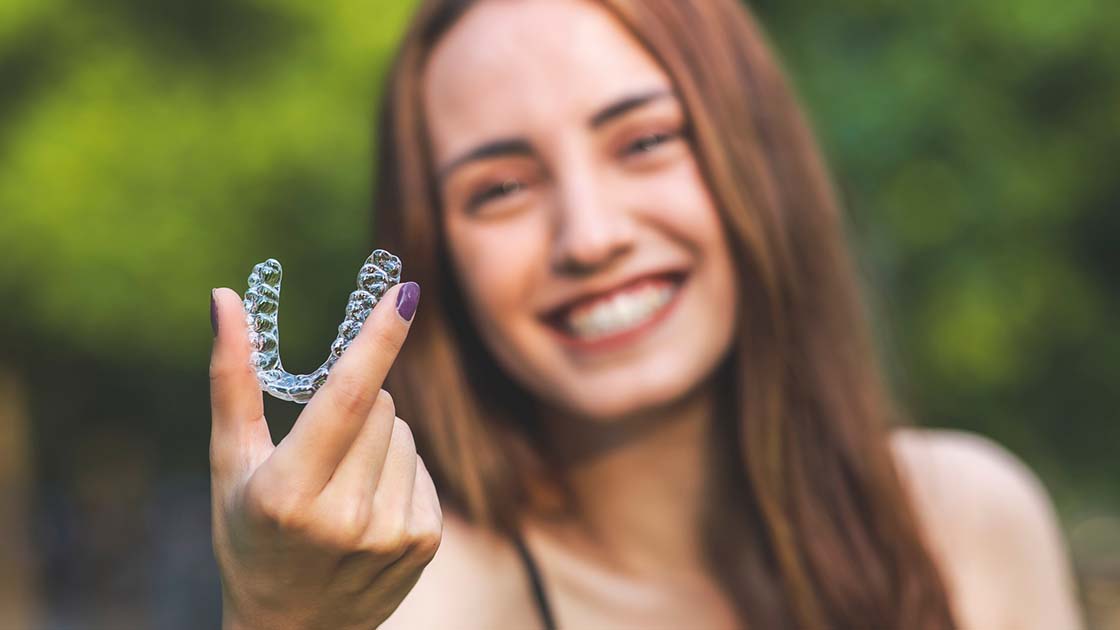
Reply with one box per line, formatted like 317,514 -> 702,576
549,165 -> 636,276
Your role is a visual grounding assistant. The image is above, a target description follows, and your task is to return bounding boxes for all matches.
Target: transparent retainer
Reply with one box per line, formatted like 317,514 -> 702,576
243,249 -> 402,403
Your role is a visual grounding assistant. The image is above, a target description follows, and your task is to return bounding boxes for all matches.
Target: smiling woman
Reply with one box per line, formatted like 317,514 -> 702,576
207,0 -> 1083,628
379,0 -> 948,626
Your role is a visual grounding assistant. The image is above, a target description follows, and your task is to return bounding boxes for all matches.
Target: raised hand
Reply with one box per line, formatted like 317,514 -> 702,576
208,281 -> 441,630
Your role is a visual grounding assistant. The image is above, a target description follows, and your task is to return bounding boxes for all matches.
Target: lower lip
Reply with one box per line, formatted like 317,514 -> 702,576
545,275 -> 687,354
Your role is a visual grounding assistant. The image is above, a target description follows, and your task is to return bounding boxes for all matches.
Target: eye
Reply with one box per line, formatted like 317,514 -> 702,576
467,178 -> 524,212
623,129 -> 681,157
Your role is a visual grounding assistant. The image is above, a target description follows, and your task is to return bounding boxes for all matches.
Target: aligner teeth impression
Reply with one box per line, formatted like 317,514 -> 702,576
243,249 -> 402,403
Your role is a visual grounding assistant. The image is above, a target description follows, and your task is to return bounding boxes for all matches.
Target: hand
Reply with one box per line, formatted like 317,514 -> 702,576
208,282 -> 440,630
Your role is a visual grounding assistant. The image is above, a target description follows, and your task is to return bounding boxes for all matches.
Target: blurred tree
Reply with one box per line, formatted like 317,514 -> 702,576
0,369 -> 39,628
0,0 -> 416,369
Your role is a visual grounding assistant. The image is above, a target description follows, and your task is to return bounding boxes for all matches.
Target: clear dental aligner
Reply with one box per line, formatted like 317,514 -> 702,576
243,249 -> 402,403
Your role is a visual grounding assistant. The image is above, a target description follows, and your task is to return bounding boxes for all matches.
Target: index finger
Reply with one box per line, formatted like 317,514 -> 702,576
271,281 -> 420,487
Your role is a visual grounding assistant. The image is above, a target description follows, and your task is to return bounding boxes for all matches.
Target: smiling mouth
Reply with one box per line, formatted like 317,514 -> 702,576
543,272 -> 687,347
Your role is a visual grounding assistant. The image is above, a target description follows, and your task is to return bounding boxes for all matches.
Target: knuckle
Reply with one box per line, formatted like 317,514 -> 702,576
328,374 -> 375,417
208,358 -> 234,385
373,389 -> 395,416
391,417 -> 416,451
317,515 -> 368,551
406,523 -> 443,563
369,325 -> 404,358
363,517 -> 409,557
245,493 -> 292,528
243,476 -> 308,531
331,499 -> 372,548
209,357 -> 254,395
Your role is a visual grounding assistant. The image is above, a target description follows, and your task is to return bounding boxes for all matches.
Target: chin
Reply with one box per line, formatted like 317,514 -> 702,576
547,351 -> 722,422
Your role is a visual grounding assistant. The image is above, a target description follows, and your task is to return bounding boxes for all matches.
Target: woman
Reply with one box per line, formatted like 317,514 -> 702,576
207,0 -> 1083,628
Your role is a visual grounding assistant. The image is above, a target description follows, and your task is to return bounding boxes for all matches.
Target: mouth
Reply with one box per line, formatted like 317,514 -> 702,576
541,270 -> 688,350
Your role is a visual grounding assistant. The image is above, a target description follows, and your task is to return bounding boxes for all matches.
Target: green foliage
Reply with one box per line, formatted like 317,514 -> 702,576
0,0 -> 415,368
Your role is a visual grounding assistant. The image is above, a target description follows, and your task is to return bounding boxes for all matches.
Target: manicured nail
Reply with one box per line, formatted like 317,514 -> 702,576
210,289 -> 219,337
395,282 -> 420,322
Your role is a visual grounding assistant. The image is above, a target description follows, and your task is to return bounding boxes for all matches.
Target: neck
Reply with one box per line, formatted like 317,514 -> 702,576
528,385 -> 717,577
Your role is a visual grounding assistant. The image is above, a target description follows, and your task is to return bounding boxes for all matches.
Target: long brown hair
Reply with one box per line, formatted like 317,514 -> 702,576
374,0 -> 956,628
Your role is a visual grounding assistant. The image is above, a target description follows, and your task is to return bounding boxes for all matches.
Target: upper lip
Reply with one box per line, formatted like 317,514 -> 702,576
539,268 -> 689,321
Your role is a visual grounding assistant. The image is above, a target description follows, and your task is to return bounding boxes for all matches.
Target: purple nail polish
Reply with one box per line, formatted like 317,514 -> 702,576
395,282 -> 420,322
210,290 -> 219,337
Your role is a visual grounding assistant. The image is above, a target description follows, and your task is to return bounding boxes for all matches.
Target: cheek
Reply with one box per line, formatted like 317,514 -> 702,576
644,160 -> 738,328
446,215 -> 547,336
628,158 -> 732,277
651,161 -> 724,240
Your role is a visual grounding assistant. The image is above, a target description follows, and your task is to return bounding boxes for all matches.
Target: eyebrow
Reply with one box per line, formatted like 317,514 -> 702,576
436,138 -> 533,184
435,88 -> 675,184
589,88 -> 672,128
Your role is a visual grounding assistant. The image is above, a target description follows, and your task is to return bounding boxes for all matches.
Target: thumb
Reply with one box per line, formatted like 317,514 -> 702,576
209,288 -> 268,472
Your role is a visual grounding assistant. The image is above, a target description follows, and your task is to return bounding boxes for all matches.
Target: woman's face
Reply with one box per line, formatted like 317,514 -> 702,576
424,0 -> 738,421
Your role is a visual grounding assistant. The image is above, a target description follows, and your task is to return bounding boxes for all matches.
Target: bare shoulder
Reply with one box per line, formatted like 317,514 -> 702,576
891,427 -> 1055,519
379,510 -> 541,629
890,427 -> 1083,630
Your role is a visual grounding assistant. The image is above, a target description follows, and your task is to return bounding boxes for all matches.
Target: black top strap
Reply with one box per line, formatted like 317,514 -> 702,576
511,533 -> 558,630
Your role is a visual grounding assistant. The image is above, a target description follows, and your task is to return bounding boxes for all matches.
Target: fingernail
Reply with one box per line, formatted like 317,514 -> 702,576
210,289 -> 219,337
395,282 -> 420,322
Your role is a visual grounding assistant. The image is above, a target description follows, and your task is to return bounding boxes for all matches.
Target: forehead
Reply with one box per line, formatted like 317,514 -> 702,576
422,0 -> 672,159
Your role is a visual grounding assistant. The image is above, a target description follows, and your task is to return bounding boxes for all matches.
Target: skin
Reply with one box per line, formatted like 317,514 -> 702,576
210,283 -> 442,630
209,0 -> 1085,628
430,1 -> 738,425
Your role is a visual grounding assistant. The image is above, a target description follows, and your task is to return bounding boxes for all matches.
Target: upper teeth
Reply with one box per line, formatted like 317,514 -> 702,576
566,282 -> 676,339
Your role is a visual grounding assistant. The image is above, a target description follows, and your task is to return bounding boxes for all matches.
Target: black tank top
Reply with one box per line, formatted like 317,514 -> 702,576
511,534 -> 558,630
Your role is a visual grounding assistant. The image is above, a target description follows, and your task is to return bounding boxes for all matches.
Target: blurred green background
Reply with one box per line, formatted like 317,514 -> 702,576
0,0 -> 1116,627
